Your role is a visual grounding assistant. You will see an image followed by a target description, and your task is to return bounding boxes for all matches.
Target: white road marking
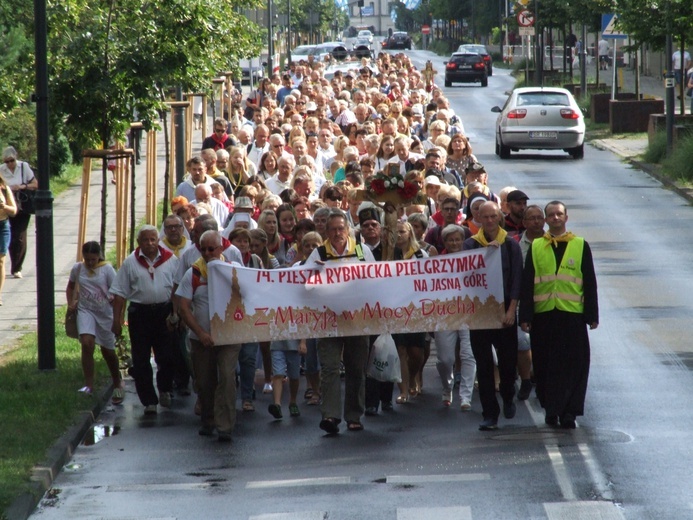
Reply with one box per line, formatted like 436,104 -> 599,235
545,444 -> 577,500
578,443 -> 615,501
249,513 -> 327,520
544,500 -> 626,519
386,473 -> 490,484
246,476 -> 351,489
397,506 -> 472,520
107,483 -> 217,491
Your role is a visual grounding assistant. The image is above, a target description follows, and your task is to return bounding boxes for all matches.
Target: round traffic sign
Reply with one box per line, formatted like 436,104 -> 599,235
517,9 -> 534,27
422,25 -> 430,35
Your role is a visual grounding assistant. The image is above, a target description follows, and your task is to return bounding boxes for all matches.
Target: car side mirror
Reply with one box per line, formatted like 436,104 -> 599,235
443,61 -> 448,65
491,106 -> 502,113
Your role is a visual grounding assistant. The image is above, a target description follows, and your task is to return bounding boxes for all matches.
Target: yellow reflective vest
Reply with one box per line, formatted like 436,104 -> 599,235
532,237 -> 584,314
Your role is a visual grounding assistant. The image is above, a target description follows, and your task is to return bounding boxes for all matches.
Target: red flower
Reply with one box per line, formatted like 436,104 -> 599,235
397,181 -> 419,200
369,178 -> 387,195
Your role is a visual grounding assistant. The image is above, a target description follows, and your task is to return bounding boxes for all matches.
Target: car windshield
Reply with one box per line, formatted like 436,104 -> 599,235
463,45 -> 486,53
517,92 -> 570,106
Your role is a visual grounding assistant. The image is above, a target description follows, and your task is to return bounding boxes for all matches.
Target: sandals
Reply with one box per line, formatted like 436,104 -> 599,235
319,417 -> 340,434
307,393 -> 321,406
268,403 -> 283,419
242,400 -> 255,412
112,385 -> 125,405
346,421 -> 364,432
304,388 -> 314,400
396,395 -> 408,404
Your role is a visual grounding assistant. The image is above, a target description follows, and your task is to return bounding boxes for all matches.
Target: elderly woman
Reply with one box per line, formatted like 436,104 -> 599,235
392,220 -> 429,402
0,146 -> 37,278
0,171 -> 17,304
435,224 -> 476,409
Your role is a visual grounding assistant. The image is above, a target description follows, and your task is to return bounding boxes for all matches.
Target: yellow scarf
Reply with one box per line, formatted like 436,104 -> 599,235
162,235 -> 188,258
472,226 -> 507,247
84,260 -> 108,277
324,236 -> 358,258
402,246 -> 419,260
543,231 -> 575,248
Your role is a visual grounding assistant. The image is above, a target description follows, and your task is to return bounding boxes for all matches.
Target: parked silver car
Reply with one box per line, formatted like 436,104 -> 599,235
491,87 -> 585,159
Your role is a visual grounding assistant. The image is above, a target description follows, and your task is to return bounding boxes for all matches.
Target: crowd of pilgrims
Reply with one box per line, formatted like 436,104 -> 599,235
67,51 -> 559,439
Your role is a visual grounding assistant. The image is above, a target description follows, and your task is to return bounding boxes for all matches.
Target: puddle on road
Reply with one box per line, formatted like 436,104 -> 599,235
82,423 -> 120,446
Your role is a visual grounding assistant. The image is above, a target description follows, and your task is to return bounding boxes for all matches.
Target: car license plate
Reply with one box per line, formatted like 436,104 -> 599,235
529,131 -> 558,139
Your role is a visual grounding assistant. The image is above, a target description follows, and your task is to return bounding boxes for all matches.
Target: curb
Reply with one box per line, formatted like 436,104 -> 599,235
590,140 -> 693,205
4,385 -> 113,520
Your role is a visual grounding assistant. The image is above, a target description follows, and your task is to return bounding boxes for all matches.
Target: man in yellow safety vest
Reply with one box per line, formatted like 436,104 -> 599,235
519,201 -> 598,429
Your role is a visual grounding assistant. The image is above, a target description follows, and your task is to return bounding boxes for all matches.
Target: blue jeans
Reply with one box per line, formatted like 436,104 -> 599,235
238,342 -> 258,400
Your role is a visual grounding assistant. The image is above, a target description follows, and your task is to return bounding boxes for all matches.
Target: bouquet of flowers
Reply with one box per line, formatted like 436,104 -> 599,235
366,171 -> 420,202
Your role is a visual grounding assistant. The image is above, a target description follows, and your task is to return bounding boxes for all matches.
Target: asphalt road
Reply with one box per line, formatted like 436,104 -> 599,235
28,54 -> 693,520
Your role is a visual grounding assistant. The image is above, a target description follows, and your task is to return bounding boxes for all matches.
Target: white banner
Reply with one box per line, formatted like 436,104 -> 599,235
208,248 -> 505,344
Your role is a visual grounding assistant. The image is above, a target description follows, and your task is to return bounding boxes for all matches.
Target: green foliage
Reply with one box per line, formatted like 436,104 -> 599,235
663,134 -> 693,180
643,131 -> 668,164
429,39 -> 458,57
47,0 -> 264,152
0,105 -> 37,165
0,24 -> 34,114
50,131 -> 71,177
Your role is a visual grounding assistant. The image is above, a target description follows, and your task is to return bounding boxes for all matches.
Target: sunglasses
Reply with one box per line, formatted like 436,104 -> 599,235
328,196 -> 342,202
214,128 -> 225,133
3,158 -> 16,164
296,101 -> 306,105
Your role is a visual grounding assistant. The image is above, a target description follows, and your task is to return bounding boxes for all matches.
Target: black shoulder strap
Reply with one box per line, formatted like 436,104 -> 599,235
317,245 -> 328,262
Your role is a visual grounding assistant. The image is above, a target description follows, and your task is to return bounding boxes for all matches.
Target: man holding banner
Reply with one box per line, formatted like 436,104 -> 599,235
463,201 -> 523,431
305,209 -> 376,434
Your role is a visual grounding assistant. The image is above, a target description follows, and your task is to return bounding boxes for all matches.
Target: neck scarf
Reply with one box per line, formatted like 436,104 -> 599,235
162,235 -> 188,258
325,236 -> 357,257
472,226 -> 508,247
402,245 -> 419,260
211,132 -> 228,150
83,260 -> 108,277
543,231 -> 575,248
135,246 -> 173,279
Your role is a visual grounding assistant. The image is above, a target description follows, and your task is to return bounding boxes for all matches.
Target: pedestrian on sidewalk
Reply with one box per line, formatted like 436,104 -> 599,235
0,171 -> 18,305
0,146 -> 37,279
66,241 -> 124,403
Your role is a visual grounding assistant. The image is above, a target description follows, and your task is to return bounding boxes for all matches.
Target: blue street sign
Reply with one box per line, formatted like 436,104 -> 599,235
361,5 -> 374,15
601,14 -> 627,40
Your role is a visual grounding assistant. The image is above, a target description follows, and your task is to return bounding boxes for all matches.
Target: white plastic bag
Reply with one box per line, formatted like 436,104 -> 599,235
367,333 -> 401,383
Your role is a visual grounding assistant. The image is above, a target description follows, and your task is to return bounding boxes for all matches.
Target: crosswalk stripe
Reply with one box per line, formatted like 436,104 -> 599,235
246,476 -> 351,489
544,501 -> 626,519
387,473 -> 490,484
397,506 -> 472,520
249,513 -> 327,520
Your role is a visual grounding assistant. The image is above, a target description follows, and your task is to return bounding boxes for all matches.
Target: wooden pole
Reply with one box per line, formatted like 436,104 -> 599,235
76,157 -> 92,262
146,129 -> 157,226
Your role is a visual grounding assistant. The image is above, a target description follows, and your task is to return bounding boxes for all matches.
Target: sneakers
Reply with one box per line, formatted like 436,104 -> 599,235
12,271 -> 22,279
517,379 -> 533,401
478,418 -> 498,431
503,400 -> 516,419
460,400 -> 472,411
159,391 -> 172,408
144,404 -> 157,415
442,390 -> 452,407
365,407 -> 378,416
78,386 -> 92,395
262,383 -> 273,394
289,403 -> 300,417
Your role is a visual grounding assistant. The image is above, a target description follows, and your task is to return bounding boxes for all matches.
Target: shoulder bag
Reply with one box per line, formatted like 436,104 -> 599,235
16,163 -> 36,215
65,264 -> 82,339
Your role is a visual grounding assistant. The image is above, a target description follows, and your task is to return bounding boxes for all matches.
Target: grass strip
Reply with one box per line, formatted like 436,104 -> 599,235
0,307 -> 113,515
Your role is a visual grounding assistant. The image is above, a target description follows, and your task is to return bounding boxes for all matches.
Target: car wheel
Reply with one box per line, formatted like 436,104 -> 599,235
481,76 -> 488,87
445,79 -> 452,87
499,137 -> 511,159
495,137 -> 500,156
488,67 -> 493,77
569,143 -> 584,159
